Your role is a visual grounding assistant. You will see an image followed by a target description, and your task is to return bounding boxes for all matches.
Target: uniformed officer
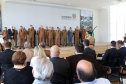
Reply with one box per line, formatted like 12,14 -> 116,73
19,26 -> 25,49
45,26 -> 49,45
23,27 -> 28,42
48,27 -> 53,47
2,27 -> 8,43
86,31 -> 95,50
62,26 -> 67,46
81,26 -> 86,41
74,26 -> 79,45
38,25 -> 45,44
13,27 -> 18,48
28,25 -> 35,48
37,27 -> 40,44
55,27 -> 61,46
52,27 -> 55,45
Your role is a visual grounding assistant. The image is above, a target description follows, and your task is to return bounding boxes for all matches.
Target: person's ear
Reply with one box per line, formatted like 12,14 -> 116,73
32,69 -> 34,77
50,70 -> 54,80
24,62 -> 27,66
77,74 -> 80,80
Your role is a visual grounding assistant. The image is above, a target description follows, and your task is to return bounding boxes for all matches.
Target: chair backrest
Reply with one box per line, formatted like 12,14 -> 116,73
51,79 -> 65,84
27,62 -> 30,66
97,53 -> 104,57
111,67 -> 121,74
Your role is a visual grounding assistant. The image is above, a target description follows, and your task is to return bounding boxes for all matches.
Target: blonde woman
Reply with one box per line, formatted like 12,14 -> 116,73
30,45 -> 48,67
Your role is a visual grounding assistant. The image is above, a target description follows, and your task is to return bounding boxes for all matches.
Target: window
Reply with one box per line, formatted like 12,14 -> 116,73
110,3 -> 126,41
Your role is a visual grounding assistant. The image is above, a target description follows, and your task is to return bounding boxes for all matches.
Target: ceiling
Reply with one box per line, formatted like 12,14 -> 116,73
8,0 -> 126,9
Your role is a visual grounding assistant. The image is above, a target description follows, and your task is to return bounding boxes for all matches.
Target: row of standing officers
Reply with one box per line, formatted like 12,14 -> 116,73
2,25 -> 92,49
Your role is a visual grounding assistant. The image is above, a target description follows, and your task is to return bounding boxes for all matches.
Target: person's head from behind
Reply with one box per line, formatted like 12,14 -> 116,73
117,40 -> 124,48
110,41 -> 116,48
87,31 -> 92,36
5,42 -> 12,49
39,42 -> 46,49
24,42 -> 30,49
32,58 -> 54,81
34,45 -> 47,58
50,45 -> 60,57
76,60 -> 96,83
75,44 -> 84,54
12,51 -> 26,65
83,39 -> 90,47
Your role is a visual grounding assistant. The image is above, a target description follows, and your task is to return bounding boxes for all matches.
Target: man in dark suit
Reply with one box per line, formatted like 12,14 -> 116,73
8,26 -> 15,49
50,45 -> 70,84
68,27 -> 73,46
0,42 -> 15,64
66,44 -> 111,84
117,40 -> 126,67
102,41 -> 119,67
83,39 -> 96,59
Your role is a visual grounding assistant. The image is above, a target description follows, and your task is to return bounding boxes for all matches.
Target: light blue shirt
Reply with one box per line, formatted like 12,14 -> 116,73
74,78 -> 111,84
51,56 -> 59,58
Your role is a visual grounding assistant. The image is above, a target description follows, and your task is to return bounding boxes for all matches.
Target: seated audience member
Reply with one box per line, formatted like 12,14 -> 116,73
66,44 -> 111,83
75,60 -> 111,84
2,51 -> 34,84
50,45 -> 71,84
83,39 -> 96,59
39,42 -> 50,58
30,45 -> 47,67
0,42 -> 15,64
23,42 -> 34,62
117,40 -> 126,67
32,58 -> 54,84
102,41 -> 119,67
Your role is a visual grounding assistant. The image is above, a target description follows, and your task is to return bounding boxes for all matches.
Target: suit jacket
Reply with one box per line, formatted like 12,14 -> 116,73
118,47 -> 126,67
0,49 -> 15,64
84,47 -> 96,59
68,30 -> 73,38
8,29 -> 15,39
50,57 -> 71,84
102,48 -> 119,67
66,54 -> 109,83
22,48 -> 34,62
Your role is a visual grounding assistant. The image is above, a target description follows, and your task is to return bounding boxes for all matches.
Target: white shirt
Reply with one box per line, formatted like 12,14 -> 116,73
74,78 -> 111,84
0,36 -> 4,44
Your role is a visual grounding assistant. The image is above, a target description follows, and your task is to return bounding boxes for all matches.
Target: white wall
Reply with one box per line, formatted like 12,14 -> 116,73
99,8 -> 110,42
1,0 -> 101,43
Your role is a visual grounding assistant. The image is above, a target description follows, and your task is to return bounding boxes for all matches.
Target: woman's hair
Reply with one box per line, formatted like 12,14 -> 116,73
34,45 -> 47,59
12,51 -> 26,65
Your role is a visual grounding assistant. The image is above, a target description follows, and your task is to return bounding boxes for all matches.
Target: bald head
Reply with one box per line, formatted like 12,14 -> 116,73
50,45 -> 60,57
76,60 -> 96,82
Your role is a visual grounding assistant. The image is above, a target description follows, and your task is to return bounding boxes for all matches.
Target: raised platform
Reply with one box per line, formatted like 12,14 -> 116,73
14,42 -> 110,59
